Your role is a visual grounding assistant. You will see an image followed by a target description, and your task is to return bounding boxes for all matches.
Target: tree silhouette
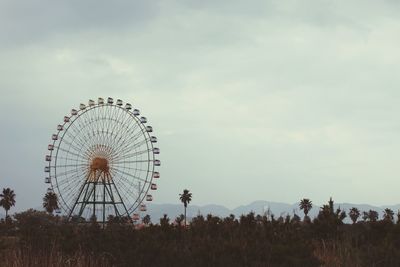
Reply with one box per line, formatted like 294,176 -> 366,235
363,210 -> 379,222
0,188 -> 16,219
179,189 -> 192,226
142,214 -> 151,225
42,191 -> 59,214
397,210 -> 400,224
160,214 -> 170,229
383,208 -> 394,223
348,207 -> 360,224
299,198 -> 312,222
175,214 -> 185,226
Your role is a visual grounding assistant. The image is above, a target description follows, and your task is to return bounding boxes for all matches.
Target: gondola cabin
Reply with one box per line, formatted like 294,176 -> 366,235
151,183 -> 157,190
133,109 -> 140,116
125,103 -> 132,110
150,136 -> 157,143
153,172 -> 160,179
48,144 -> 54,150
79,103 -> 86,110
116,99 -> 123,106
132,213 -> 140,221
88,99 -> 95,106
64,116 -> 70,123
45,155 -> 51,161
47,187 -> 53,193
44,166 -> 50,172
146,195 -> 153,201
45,177 -> 51,183
52,134 -> 58,140
71,109 -> 78,115
57,125 -> 63,131
140,204 -> 147,212
98,97 -> 104,104
145,126 -> 153,132
107,97 -> 113,104
153,148 -> 160,154
140,117 -> 147,123
154,160 -> 161,166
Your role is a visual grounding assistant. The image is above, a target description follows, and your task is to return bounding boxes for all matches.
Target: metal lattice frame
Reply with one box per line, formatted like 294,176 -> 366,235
44,98 -> 160,223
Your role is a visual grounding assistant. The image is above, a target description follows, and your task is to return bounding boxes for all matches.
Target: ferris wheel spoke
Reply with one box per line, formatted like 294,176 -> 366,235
58,134 -> 90,159
111,170 -> 143,191
111,150 -> 150,163
111,167 -> 150,184
114,135 -> 148,159
56,166 -> 87,178
56,172 -> 88,206
55,146 -> 84,159
56,168 -> 86,183
54,155 -> 88,164
111,165 -> 152,174
106,107 -> 125,144
112,175 -> 150,206
112,160 -> 152,164
114,181 -> 138,197
87,110 -> 110,150
113,109 -> 133,138
72,117 -> 100,154
64,125 -> 89,150
112,123 -> 144,155
54,163 -> 88,168
111,111 -> 137,149
116,138 -> 150,160
112,116 -> 139,149
80,108 -> 101,145
102,108 -> 117,147
63,122 -> 93,152
110,149 -> 151,163
69,110 -> 106,155
111,129 -> 141,157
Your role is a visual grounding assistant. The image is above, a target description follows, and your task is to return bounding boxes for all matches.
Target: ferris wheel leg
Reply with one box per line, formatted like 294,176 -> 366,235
67,179 -> 91,220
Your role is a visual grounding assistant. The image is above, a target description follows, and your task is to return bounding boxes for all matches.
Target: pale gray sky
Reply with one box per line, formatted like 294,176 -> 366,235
1,0 -> 400,211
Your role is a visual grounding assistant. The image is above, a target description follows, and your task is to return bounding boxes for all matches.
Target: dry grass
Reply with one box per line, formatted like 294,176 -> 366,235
313,240 -> 362,267
0,247 -> 113,267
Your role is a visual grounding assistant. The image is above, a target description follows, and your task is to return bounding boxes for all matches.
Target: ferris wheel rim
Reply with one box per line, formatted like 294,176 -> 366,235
44,98 -> 160,220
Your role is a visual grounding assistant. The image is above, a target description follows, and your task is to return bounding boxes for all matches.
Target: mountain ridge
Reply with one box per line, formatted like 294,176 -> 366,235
146,200 -> 400,224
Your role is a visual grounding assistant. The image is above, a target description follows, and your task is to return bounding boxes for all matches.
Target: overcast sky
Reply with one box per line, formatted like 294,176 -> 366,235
1,0 -> 400,211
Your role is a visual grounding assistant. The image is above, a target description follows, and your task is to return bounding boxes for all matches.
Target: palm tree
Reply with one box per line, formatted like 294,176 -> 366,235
0,188 -> 16,219
299,198 -> 312,221
179,189 -> 192,226
42,191 -> 59,214
369,210 -> 379,222
348,207 -> 360,224
383,208 -> 394,222
363,210 -> 379,222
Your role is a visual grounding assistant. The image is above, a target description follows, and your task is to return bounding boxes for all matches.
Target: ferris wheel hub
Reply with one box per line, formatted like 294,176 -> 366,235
90,157 -> 109,173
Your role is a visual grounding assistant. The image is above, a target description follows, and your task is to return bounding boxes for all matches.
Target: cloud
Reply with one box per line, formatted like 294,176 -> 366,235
1,0 -> 400,210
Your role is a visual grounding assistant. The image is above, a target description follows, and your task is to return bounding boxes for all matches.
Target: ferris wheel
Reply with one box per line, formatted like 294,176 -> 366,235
44,97 -> 160,223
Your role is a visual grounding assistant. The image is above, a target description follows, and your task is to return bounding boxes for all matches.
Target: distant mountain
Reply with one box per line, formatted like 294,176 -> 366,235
145,201 -> 400,224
